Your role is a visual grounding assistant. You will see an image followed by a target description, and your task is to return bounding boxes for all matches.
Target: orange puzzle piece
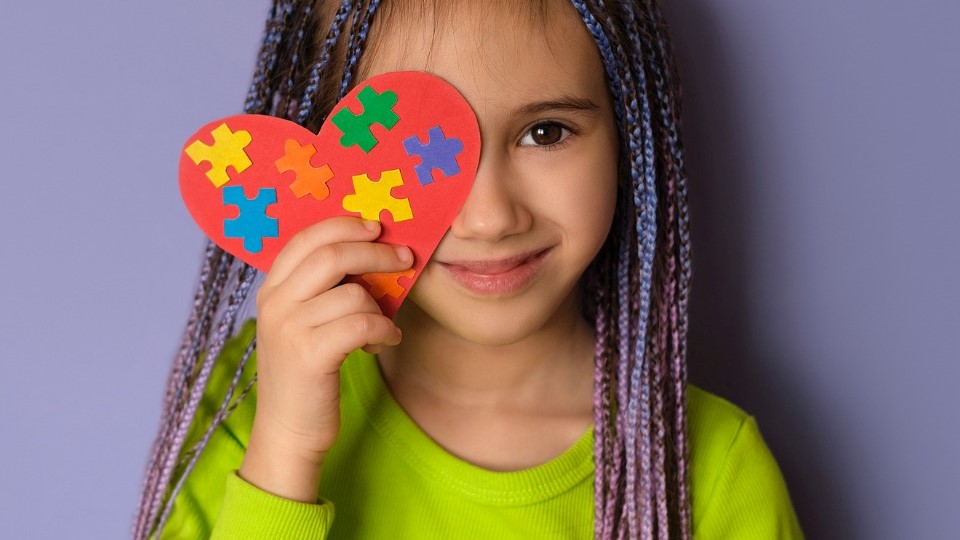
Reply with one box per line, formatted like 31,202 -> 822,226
275,139 -> 335,200
361,269 -> 417,299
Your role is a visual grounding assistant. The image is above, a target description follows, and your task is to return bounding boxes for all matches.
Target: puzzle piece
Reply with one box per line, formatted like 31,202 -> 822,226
222,186 -> 279,254
361,269 -> 417,300
274,139 -> 335,200
342,169 -> 414,223
403,126 -> 464,186
185,123 -> 252,187
331,86 -> 399,153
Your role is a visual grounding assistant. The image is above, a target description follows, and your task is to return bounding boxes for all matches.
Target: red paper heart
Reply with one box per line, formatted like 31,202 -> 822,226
179,71 -> 480,318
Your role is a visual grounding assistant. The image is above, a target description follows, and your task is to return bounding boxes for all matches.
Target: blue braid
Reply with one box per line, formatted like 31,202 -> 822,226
568,1 -> 628,133
606,9 -> 659,540
243,3 -> 279,112
338,0 -> 382,100
296,0 -> 353,124
285,4 -> 313,102
637,3 -> 694,535
622,2 -> 685,532
244,2 -> 295,113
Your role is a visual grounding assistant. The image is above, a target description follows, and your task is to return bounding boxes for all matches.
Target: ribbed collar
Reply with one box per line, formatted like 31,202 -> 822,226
342,349 -> 595,506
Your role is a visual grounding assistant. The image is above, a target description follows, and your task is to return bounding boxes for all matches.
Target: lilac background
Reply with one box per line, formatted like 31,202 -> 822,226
1,1 -> 957,538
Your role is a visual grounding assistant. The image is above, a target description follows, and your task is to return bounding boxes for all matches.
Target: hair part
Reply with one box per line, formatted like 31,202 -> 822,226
132,1 -> 693,538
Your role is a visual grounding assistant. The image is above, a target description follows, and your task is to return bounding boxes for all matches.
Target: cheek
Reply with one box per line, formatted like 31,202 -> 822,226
577,168 -> 618,248
537,145 -> 619,241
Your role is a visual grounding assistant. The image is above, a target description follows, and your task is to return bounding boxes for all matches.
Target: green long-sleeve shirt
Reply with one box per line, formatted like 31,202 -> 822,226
153,318 -> 803,539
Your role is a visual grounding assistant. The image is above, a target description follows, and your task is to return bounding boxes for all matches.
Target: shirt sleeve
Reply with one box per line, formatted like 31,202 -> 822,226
695,416 -> 805,540
208,470 -> 335,539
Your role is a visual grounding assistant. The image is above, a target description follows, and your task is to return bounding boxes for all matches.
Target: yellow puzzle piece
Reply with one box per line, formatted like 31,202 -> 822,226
185,123 -> 253,188
342,169 -> 414,223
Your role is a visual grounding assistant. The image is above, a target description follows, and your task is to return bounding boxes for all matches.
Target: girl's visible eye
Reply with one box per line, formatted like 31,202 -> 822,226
519,122 -> 572,148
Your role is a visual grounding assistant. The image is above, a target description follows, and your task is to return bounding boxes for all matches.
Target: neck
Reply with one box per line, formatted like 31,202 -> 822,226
376,291 -> 596,414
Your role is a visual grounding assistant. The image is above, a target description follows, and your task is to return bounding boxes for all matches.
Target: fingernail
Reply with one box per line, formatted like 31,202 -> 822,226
363,219 -> 380,231
394,245 -> 412,263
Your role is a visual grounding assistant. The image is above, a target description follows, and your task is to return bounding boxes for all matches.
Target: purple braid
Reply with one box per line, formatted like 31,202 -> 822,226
132,1 -> 317,537
640,1 -> 694,531
152,262 -> 260,538
153,279 -> 259,534
626,0 -> 694,532
623,3 -> 677,533
591,257 -> 614,537
132,246 -> 232,538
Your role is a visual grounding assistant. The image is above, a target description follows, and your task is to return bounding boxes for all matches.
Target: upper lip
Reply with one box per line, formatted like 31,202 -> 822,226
438,248 -> 550,274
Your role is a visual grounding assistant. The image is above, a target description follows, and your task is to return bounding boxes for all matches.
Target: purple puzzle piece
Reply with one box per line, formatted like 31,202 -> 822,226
402,125 -> 464,186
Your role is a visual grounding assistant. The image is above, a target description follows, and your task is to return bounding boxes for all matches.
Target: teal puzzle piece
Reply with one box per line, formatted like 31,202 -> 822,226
222,186 -> 279,254
331,86 -> 400,153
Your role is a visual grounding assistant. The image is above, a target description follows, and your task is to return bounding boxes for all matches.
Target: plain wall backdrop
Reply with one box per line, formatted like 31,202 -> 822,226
1,1 -> 956,538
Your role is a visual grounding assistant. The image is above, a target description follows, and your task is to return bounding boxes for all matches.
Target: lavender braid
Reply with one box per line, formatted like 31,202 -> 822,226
132,2 -> 384,538
132,1 -> 298,537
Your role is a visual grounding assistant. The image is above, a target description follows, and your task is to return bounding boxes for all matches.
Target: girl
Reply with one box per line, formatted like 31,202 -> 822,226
134,0 -> 804,538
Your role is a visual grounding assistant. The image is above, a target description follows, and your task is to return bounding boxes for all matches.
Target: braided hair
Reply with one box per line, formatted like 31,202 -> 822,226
132,1 -> 693,538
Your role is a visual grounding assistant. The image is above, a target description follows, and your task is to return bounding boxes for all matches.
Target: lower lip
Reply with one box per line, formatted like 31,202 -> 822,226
440,249 -> 551,296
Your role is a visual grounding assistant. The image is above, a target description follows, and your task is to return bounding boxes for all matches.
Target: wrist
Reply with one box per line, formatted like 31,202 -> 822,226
240,430 -> 326,503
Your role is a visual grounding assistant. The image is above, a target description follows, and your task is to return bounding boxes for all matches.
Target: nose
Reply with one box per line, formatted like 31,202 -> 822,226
448,151 -> 533,243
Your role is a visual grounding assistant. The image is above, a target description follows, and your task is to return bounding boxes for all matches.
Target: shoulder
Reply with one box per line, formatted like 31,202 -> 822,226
685,384 -> 805,538
685,383 -> 752,453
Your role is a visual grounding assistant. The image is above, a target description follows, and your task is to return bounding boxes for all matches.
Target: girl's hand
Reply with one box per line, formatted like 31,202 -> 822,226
239,216 -> 412,501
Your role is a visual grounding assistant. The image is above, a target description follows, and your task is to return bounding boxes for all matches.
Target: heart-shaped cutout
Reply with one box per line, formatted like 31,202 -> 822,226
179,71 -> 481,318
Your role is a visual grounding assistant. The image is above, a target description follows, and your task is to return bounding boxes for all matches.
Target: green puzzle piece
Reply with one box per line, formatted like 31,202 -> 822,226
331,86 -> 400,153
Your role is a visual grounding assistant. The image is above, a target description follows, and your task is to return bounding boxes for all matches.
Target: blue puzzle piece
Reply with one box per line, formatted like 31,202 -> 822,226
402,126 -> 463,186
222,186 -> 279,254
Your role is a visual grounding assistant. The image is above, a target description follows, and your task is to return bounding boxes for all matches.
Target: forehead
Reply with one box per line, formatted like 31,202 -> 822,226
357,0 -> 608,115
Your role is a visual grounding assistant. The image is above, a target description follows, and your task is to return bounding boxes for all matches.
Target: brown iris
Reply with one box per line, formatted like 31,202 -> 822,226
530,123 -> 564,146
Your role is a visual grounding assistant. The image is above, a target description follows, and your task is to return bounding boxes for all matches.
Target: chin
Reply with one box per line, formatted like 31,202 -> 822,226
444,314 -> 540,347
402,285 -> 560,348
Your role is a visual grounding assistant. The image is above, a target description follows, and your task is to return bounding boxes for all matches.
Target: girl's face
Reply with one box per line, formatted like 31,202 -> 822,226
361,1 -> 619,346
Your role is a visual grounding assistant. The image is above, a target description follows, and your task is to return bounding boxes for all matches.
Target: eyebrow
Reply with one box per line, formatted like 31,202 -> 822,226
514,96 -> 600,117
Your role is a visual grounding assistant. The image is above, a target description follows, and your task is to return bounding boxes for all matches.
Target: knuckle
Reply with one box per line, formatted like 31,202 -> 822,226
350,313 -> 376,336
286,227 -> 312,254
342,282 -> 370,305
257,293 -> 278,321
318,243 -> 345,270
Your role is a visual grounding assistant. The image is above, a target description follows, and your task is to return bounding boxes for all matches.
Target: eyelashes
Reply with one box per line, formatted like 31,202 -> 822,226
518,120 -> 578,151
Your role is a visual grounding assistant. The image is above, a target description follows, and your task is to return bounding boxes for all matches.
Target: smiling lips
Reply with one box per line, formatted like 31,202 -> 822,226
437,248 -> 552,295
